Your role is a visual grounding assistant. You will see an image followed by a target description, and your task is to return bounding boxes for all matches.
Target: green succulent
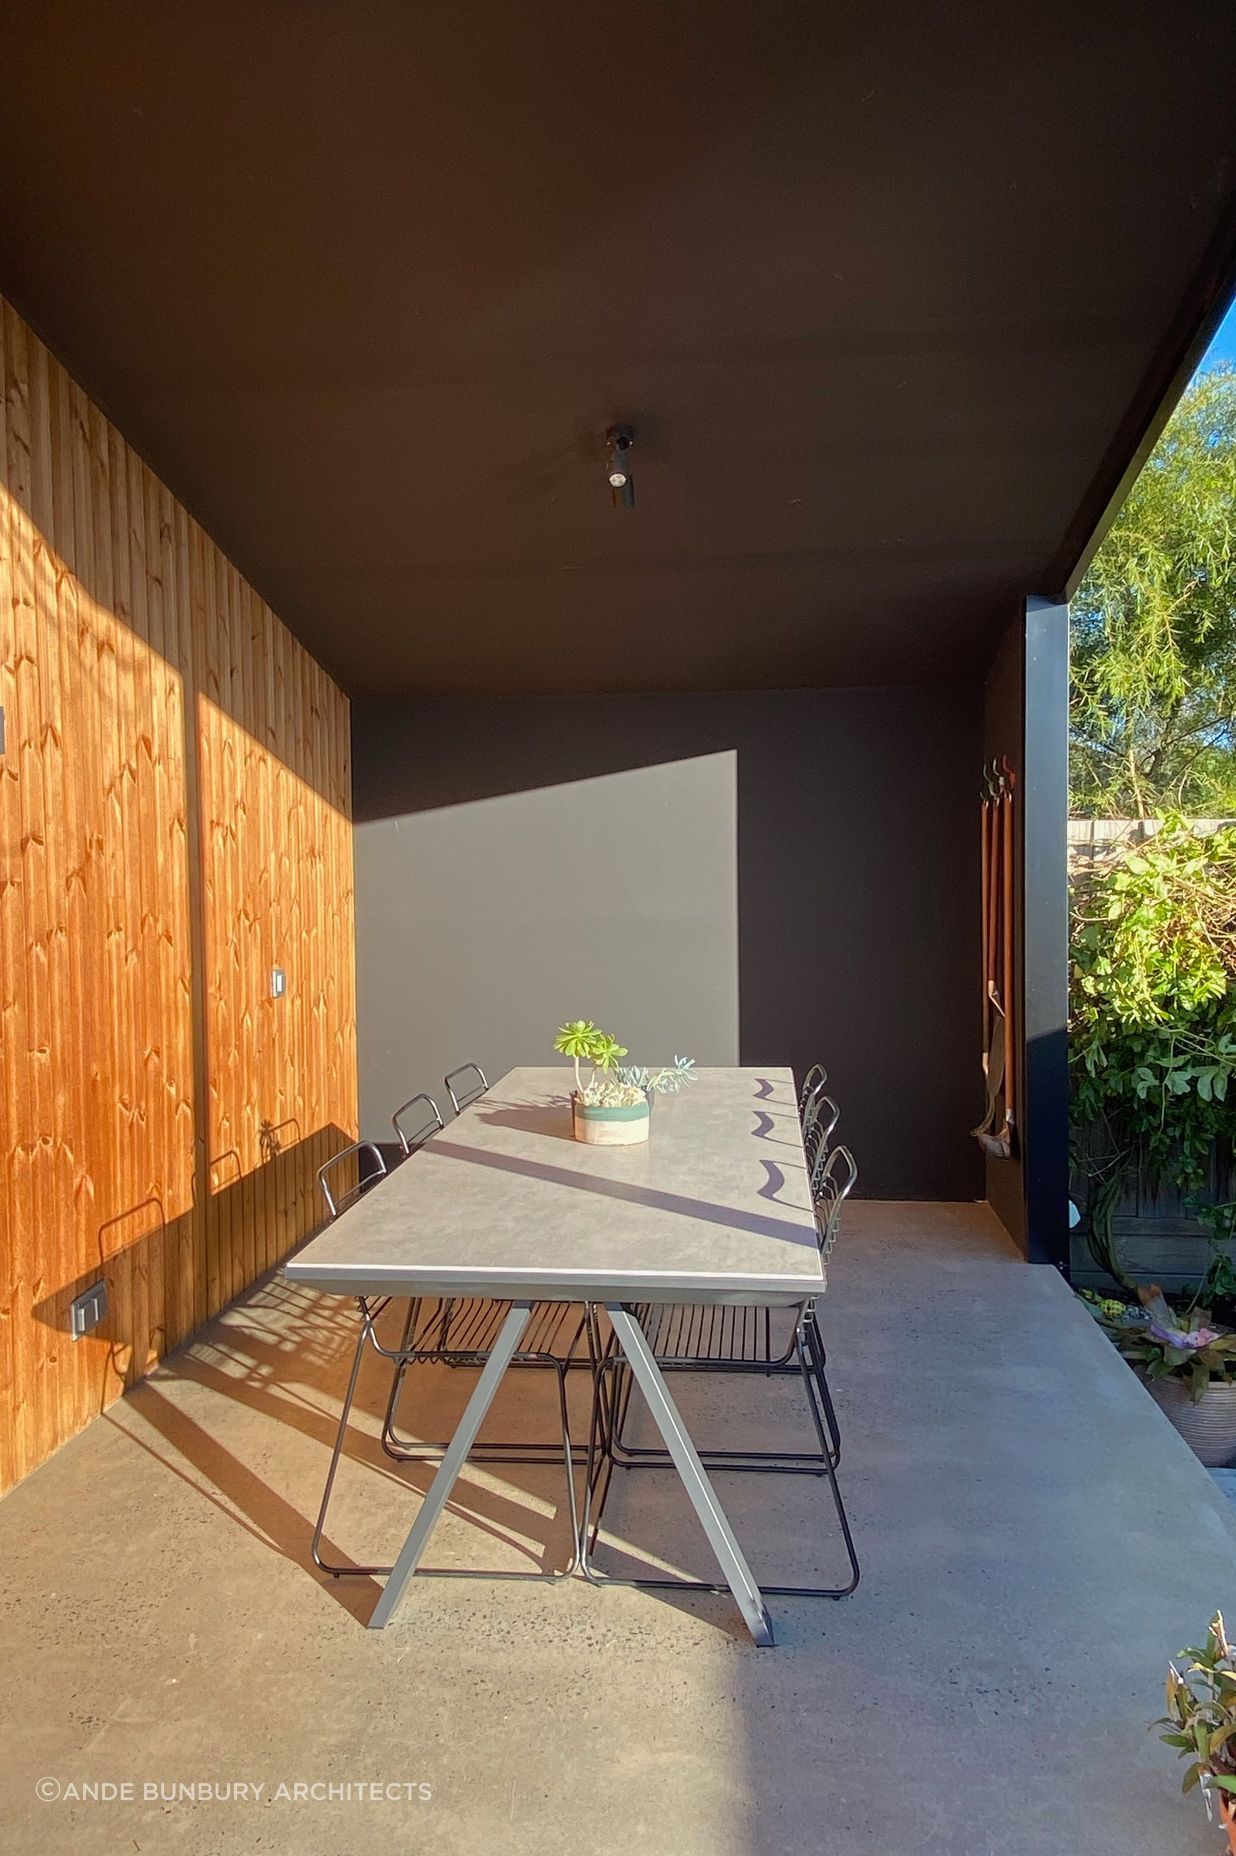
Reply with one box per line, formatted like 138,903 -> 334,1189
554,1019 -> 601,1097
590,1033 -> 629,1074
553,1019 -> 695,1107
554,1019 -> 600,1059
617,1057 -> 698,1096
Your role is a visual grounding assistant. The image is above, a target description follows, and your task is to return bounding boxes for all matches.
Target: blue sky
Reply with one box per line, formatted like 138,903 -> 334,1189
1200,294 -> 1236,368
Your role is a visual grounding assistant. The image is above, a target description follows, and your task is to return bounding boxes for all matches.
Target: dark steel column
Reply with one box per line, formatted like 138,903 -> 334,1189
1022,598 -> 1070,1268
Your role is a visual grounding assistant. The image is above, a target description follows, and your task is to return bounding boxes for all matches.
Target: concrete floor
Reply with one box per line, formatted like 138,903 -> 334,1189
1212,1469 -> 1236,1505
3,1202 -> 1236,1856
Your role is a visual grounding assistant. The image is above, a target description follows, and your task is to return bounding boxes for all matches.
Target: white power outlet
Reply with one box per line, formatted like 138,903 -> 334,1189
69,1279 -> 108,1340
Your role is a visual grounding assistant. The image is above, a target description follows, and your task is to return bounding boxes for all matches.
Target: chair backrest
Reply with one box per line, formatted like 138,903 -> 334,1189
804,1093 -> 841,1187
804,1112 -> 825,1185
797,1062 -> 827,1121
816,1091 -> 841,1150
813,1143 -> 857,1264
318,1141 -> 388,1220
391,1091 -> 445,1156
444,1062 -> 488,1114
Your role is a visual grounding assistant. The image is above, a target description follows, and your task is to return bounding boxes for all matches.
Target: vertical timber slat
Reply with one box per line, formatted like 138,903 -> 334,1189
0,295 -> 357,1493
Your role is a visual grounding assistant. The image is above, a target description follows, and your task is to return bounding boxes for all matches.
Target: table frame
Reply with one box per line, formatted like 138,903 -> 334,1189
367,1298 -> 773,1641
288,1067 -> 821,1643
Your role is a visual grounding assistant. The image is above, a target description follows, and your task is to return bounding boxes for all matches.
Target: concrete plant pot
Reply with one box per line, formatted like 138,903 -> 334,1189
1143,1375 -> 1236,1467
571,1094 -> 651,1145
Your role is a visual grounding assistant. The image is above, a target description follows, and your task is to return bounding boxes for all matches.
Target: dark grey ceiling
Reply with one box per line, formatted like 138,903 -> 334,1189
1,2 -> 1233,696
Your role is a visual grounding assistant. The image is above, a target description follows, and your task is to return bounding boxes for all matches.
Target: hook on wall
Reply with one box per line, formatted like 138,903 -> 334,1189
606,425 -> 636,509
980,756 -> 1018,801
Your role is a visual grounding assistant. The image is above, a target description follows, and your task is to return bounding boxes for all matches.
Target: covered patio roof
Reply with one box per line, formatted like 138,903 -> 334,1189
5,13 -> 1236,1848
0,2 -> 1233,695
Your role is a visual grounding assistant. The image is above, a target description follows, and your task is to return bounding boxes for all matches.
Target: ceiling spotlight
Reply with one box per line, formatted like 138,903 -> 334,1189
606,425 -> 635,508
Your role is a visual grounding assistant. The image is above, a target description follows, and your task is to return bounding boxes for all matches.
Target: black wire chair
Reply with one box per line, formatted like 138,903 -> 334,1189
444,1062 -> 489,1114
308,1139 -> 582,1582
579,1143 -> 861,1601
609,1089 -> 843,1403
798,1061 -> 828,1129
379,1083 -> 591,1469
390,1091 -> 445,1156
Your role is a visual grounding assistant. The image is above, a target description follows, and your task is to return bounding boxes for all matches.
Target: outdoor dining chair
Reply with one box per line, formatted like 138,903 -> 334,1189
309,1138 -> 583,1582
804,1092 -> 841,1175
381,1084 -> 591,1467
580,1142 -> 861,1601
390,1091 -> 445,1155
614,1088 -> 844,1428
318,1139 -> 389,1218
444,1061 -> 488,1114
798,1060 -> 826,1116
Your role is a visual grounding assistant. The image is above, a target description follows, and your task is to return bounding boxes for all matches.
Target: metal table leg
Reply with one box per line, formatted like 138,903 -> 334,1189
369,1302 -> 533,1629
605,1303 -> 775,1648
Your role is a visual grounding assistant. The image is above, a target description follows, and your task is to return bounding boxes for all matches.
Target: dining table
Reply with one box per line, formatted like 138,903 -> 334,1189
283,1064 -> 823,1642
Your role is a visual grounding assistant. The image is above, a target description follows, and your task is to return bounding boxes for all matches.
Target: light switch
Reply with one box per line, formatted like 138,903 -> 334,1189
270,967 -> 286,999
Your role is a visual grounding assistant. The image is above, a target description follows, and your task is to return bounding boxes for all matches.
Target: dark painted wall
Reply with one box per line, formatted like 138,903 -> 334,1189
351,688 -> 984,1200
981,599 -> 1070,1264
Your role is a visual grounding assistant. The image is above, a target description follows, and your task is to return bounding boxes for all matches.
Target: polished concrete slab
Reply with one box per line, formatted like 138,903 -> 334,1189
1212,1469 -> 1236,1505
2,1202 -> 1235,1855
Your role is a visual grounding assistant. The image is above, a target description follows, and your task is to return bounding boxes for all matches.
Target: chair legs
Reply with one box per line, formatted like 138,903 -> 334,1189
607,1305 -> 843,1473
311,1303 -> 580,1582
580,1308 -> 859,1601
382,1357 -> 592,1468
311,1298 -> 857,1604
788,1321 -> 860,1597
379,1300 -> 593,1468
804,1309 -> 844,1468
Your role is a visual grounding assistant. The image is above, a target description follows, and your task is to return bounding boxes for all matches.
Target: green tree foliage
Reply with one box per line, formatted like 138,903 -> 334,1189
1070,822 -> 1236,1283
1070,364 -> 1236,818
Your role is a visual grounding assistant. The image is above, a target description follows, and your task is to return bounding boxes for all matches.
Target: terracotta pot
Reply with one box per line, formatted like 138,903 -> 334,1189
1143,1375 -> 1236,1467
1218,1788 -> 1236,1856
571,1093 -> 651,1146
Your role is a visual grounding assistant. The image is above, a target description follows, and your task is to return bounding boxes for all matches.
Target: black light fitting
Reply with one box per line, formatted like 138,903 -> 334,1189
606,425 -> 635,508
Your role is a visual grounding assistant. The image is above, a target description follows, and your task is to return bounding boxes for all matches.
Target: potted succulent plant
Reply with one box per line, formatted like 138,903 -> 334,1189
1156,1613 -> 1236,1851
1093,1288 -> 1236,1466
552,1020 -> 696,1146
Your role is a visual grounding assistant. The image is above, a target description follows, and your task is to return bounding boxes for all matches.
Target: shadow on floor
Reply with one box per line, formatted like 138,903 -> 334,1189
108,1276 -> 585,1624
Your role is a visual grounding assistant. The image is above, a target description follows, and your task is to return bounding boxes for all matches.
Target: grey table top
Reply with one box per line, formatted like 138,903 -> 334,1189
284,1066 -> 823,1305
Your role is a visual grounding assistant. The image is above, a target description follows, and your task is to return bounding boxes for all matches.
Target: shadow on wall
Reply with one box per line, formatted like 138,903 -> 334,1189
352,690 -> 983,1200
29,1123 -> 353,1423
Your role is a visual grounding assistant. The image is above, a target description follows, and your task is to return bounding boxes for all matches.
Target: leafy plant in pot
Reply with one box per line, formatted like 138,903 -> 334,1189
1156,1613 -> 1236,1851
1070,819 -> 1236,1291
553,1020 -> 696,1145
1092,1287 -> 1236,1466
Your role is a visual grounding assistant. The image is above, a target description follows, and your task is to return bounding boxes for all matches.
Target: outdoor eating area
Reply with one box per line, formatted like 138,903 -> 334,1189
3,5 -> 1236,1852
291,1058 -> 858,1640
